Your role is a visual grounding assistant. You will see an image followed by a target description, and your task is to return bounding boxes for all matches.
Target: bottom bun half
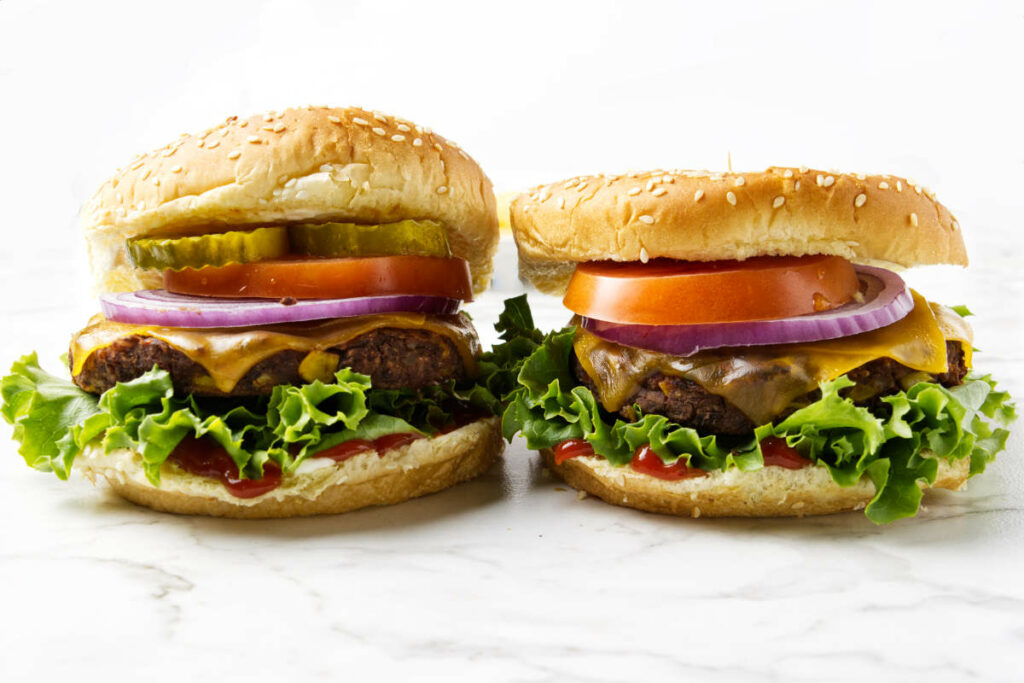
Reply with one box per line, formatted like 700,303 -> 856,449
541,449 -> 969,518
79,418 -> 503,518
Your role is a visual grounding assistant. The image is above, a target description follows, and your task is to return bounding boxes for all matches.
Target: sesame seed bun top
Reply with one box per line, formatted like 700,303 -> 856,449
510,168 -> 967,295
82,106 -> 499,295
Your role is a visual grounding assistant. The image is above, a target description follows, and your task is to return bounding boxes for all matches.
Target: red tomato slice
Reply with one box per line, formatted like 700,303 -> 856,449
163,255 -> 473,301
564,255 -> 859,325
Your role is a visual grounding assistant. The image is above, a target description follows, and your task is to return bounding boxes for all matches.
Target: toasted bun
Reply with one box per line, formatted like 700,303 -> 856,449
82,106 -> 499,294
77,418 -> 502,518
542,449 -> 969,518
511,168 -> 967,294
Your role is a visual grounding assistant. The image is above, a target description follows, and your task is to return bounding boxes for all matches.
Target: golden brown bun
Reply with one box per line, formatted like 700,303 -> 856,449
82,106 -> 499,294
541,449 -> 969,518
78,418 -> 502,518
511,168 -> 967,294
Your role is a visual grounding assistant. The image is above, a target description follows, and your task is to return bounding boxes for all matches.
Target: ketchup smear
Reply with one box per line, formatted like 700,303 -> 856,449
630,444 -> 707,480
759,436 -> 812,470
169,436 -> 282,499
552,438 -> 595,464
315,432 -> 424,462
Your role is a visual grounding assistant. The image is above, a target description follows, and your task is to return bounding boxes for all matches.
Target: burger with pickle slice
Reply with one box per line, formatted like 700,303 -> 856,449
1,106 -> 507,518
501,168 -> 1015,523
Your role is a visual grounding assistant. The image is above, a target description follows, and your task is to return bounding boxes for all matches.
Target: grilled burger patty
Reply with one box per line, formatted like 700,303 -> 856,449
573,341 -> 968,436
72,327 -> 466,396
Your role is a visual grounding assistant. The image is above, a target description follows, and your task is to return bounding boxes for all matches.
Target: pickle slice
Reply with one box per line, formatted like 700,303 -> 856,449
127,227 -> 289,270
289,220 -> 451,258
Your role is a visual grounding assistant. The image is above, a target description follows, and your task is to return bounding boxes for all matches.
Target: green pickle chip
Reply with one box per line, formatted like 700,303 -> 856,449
127,227 -> 289,270
289,220 -> 451,258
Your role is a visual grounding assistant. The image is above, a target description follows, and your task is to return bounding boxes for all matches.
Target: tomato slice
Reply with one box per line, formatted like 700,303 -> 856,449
564,255 -> 859,325
163,255 -> 474,301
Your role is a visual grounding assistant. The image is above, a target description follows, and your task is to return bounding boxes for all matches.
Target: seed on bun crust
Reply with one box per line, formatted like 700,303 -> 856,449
83,106 -> 499,295
511,168 -> 967,294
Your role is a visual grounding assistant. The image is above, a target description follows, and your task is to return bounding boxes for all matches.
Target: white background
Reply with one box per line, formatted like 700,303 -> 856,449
1,2 -> 1023,682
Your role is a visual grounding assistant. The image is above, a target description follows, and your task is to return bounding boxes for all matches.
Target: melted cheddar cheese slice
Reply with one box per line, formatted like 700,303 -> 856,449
71,313 -> 480,394
574,291 -> 973,425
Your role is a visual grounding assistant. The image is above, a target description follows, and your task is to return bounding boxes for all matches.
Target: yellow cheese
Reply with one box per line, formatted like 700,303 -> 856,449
71,313 -> 480,394
574,291 -> 973,425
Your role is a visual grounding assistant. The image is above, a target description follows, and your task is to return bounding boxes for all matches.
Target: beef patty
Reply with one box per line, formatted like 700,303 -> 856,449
72,328 -> 466,396
573,341 -> 968,435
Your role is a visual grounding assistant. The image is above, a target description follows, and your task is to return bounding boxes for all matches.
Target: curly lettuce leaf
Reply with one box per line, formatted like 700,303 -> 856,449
497,304 -> 1016,524
2,342 -> 510,486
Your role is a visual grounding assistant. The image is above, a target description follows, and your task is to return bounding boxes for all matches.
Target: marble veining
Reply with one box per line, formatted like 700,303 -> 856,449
2,232 -> 1023,682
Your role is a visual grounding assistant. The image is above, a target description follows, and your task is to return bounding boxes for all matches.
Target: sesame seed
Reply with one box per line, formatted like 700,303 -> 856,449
131,160 -> 144,170
639,247 -> 650,263
816,174 -> 824,187
652,188 -> 668,197
952,220 -> 960,231
261,125 -> 274,132
352,117 -> 369,126
823,175 -> 835,187
436,186 -> 448,194
855,173 -> 866,180
855,193 -> 867,207
263,113 -> 275,122
170,165 -> 182,173
373,112 -> 388,122
396,123 -> 411,132
638,214 -> 655,224
412,138 -> 423,147
626,187 -> 641,196
878,181 -> 890,189
273,123 -> 286,133
458,150 -> 468,159
896,181 -> 903,192
909,212 -> 919,227
141,169 -> 151,180
238,120 -> 248,128
227,150 -> 241,160
284,178 -> 297,188
726,191 -> 737,205
206,139 -> 220,149
645,180 -> 656,192
391,134 -> 406,142
538,189 -> 551,201
663,176 -> 674,183
557,197 -> 565,209
914,185 -> 923,194
694,189 -> 705,202
576,183 -> 587,192
795,180 -> 802,190
327,115 -> 342,124
434,143 -> 443,152
371,127 -> 386,136
197,140 -> 205,148
734,176 -> 745,186
783,169 -> 794,178
153,177 -> 160,186
247,135 -> 261,144
773,196 -> 785,208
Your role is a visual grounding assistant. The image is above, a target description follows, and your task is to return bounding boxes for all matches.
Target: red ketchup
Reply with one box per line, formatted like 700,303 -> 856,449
316,433 -> 425,462
760,436 -> 812,469
169,436 -> 282,499
630,444 -> 707,480
552,438 -> 595,464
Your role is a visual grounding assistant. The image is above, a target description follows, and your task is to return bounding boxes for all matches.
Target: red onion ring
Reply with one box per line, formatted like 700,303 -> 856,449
100,290 -> 462,328
581,265 -> 912,356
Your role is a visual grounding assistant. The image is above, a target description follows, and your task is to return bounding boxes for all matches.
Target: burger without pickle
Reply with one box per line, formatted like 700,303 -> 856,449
1,106 -> 509,518
499,168 -> 1015,522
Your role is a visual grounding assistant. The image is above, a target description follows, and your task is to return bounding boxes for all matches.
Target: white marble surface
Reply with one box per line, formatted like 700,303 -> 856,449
1,229 -> 1023,682
2,3 -> 1024,680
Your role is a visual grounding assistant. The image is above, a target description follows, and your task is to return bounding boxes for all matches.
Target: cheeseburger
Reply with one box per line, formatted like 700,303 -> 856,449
502,168 -> 1014,522
2,106 -> 505,518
